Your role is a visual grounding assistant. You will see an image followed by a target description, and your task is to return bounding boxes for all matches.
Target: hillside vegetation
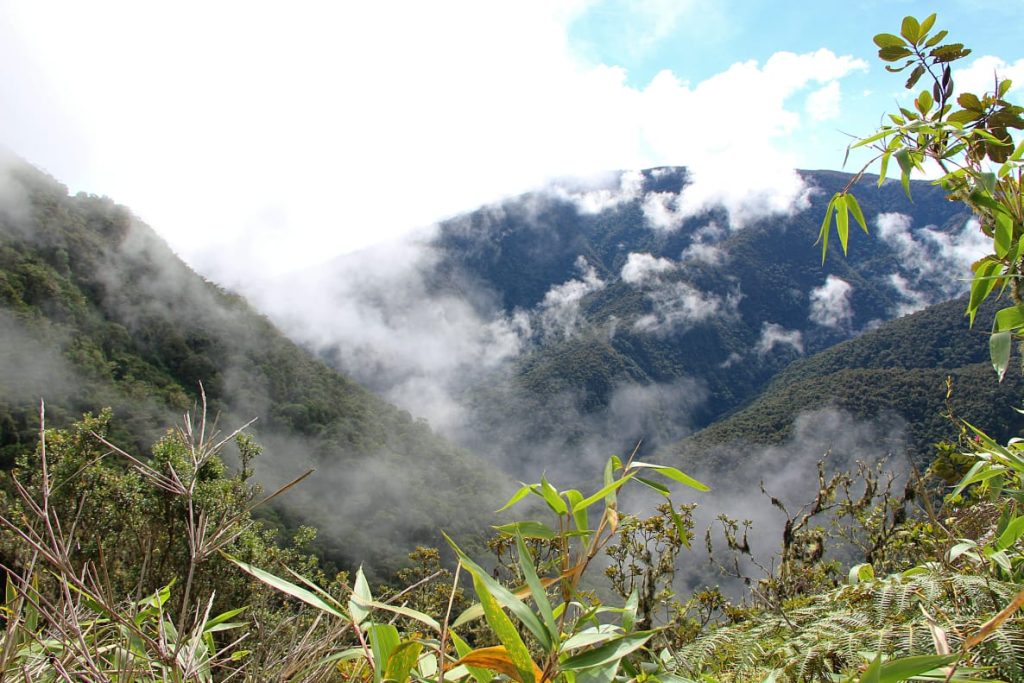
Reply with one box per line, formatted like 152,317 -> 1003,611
0,154 -> 501,572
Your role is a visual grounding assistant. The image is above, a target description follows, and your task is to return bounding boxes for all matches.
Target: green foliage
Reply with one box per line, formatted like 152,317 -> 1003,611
821,12 -> 1024,380
0,157 -> 503,570
673,568 -> 1023,682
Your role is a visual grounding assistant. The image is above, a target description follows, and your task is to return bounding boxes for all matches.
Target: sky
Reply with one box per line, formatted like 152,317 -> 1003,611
1,0 -> 1022,285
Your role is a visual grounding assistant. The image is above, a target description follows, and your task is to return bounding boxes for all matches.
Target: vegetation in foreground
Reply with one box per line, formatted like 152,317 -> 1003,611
0,12 -> 1023,683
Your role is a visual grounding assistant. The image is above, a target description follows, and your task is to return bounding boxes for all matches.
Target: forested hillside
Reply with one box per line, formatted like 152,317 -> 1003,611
258,166 -> 982,479
0,153 -> 501,572
668,296 -> 1024,471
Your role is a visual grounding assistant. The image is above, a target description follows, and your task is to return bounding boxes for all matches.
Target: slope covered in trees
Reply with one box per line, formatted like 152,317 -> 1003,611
0,152 -> 501,572
667,296 -> 1024,471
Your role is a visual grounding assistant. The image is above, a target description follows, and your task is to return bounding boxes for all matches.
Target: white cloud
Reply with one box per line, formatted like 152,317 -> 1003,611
540,256 -> 606,338
634,281 -> 741,335
809,275 -> 853,329
681,221 -> 727,264
642,191 -> 685,230
954,56 -> 1024,100
876,212 -> 988,314
621,252 -> 677,284
552,170 -> 645,214
805,80 -> 841,121
755,322 -> 804,356
0,3 -> 870,286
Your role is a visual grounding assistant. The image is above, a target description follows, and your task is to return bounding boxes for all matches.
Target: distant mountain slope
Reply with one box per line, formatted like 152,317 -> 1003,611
0,154 -> 501,574
257,166 -> 982,477
665,297 -> 1024,471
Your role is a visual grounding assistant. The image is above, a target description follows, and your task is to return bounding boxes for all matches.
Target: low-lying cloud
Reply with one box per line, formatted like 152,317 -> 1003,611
755,322 -> 804,356
875,212 -> 986,315
809,275 -> 854,329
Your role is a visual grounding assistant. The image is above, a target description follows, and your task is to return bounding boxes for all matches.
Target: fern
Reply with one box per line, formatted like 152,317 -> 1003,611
670,568 -> 1024,682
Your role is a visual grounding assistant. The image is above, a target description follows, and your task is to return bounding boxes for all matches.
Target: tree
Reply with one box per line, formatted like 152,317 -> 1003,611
819,13 -> 1024,379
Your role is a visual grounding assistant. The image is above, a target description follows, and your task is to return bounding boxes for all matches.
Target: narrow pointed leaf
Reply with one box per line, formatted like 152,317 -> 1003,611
560,632 -> 654,671
572,473 -> 635,513
445,533 -> 551,651
990,330 -> 1011,382
628,462 -> 709,491
515,533 -> 557,645
878,654 -> 958,683
225,555 -> 344,618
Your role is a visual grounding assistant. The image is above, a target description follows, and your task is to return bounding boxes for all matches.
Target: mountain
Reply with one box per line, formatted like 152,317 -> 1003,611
665,296 -> 1024,473
261,167 -> 982,477
0,153 -> 502,575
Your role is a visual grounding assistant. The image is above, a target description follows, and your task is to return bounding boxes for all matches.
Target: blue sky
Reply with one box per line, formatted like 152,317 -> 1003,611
0,1 -> 1021,284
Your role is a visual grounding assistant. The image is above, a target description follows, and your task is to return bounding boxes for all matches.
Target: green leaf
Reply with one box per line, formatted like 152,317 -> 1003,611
879,46 -> 913,62
451,632 -> 493,683
994,305 -> 1024,333
515,533 -> 558,646
895,149 -> 914,198
561,632 -> 653,671
384,640 -> 424,683
958,92 -> 983,111
349,594 -> 441,632
873,33 -> 905,49
924,29 -> 948,49
369,624 -> 400,683
635,476 -> 670,497
565,489 -> 590,536
561,625 -> 624,652
835,194 -> 850,254
918,13 -> 936,37
572,473 -> 636,513
225,555 -> 344,618
622,589 -> 638,632
967,259 -> 1000,325
667,503 -> 691,548
990,330 -> 1012,382
950,460 -> 1005,499
906,64 -> 926,90
846,193 -> 869,234
818,194 -> 836,264
900,16 -> 920,44
879,654 -> 959,683
351,566 -> 372,629
628,462 -> 710,492
862,653 -> 882,683
470,570 -> 538,683
995,212 -> 1014,257
445,533 -> 552,651
540,475 -> 568,515
494,521 -> 557,540
848,563 -> 874,585
497,484 -> 535,513
916,89 -> 933,115
878,151 -> 891,186
995,515 -> 1024,551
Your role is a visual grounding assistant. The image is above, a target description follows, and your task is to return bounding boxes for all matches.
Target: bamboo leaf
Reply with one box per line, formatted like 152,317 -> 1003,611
445,533 -> 551,651
515,533 -> 558,646
990,330 -> 1011,382
878,654 -> 959,683
627,462 -> 709,492
494,521 -> 557,540
560,632 -> 653,671
498,484 -> 536,513
471,573 -> 540,683
451,632 -> 493,683
452,646 -> 543,683
225,555 -> 344,618
351,566 -> 372,629
384,640 -> 423,683
572,473 -> 636,513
